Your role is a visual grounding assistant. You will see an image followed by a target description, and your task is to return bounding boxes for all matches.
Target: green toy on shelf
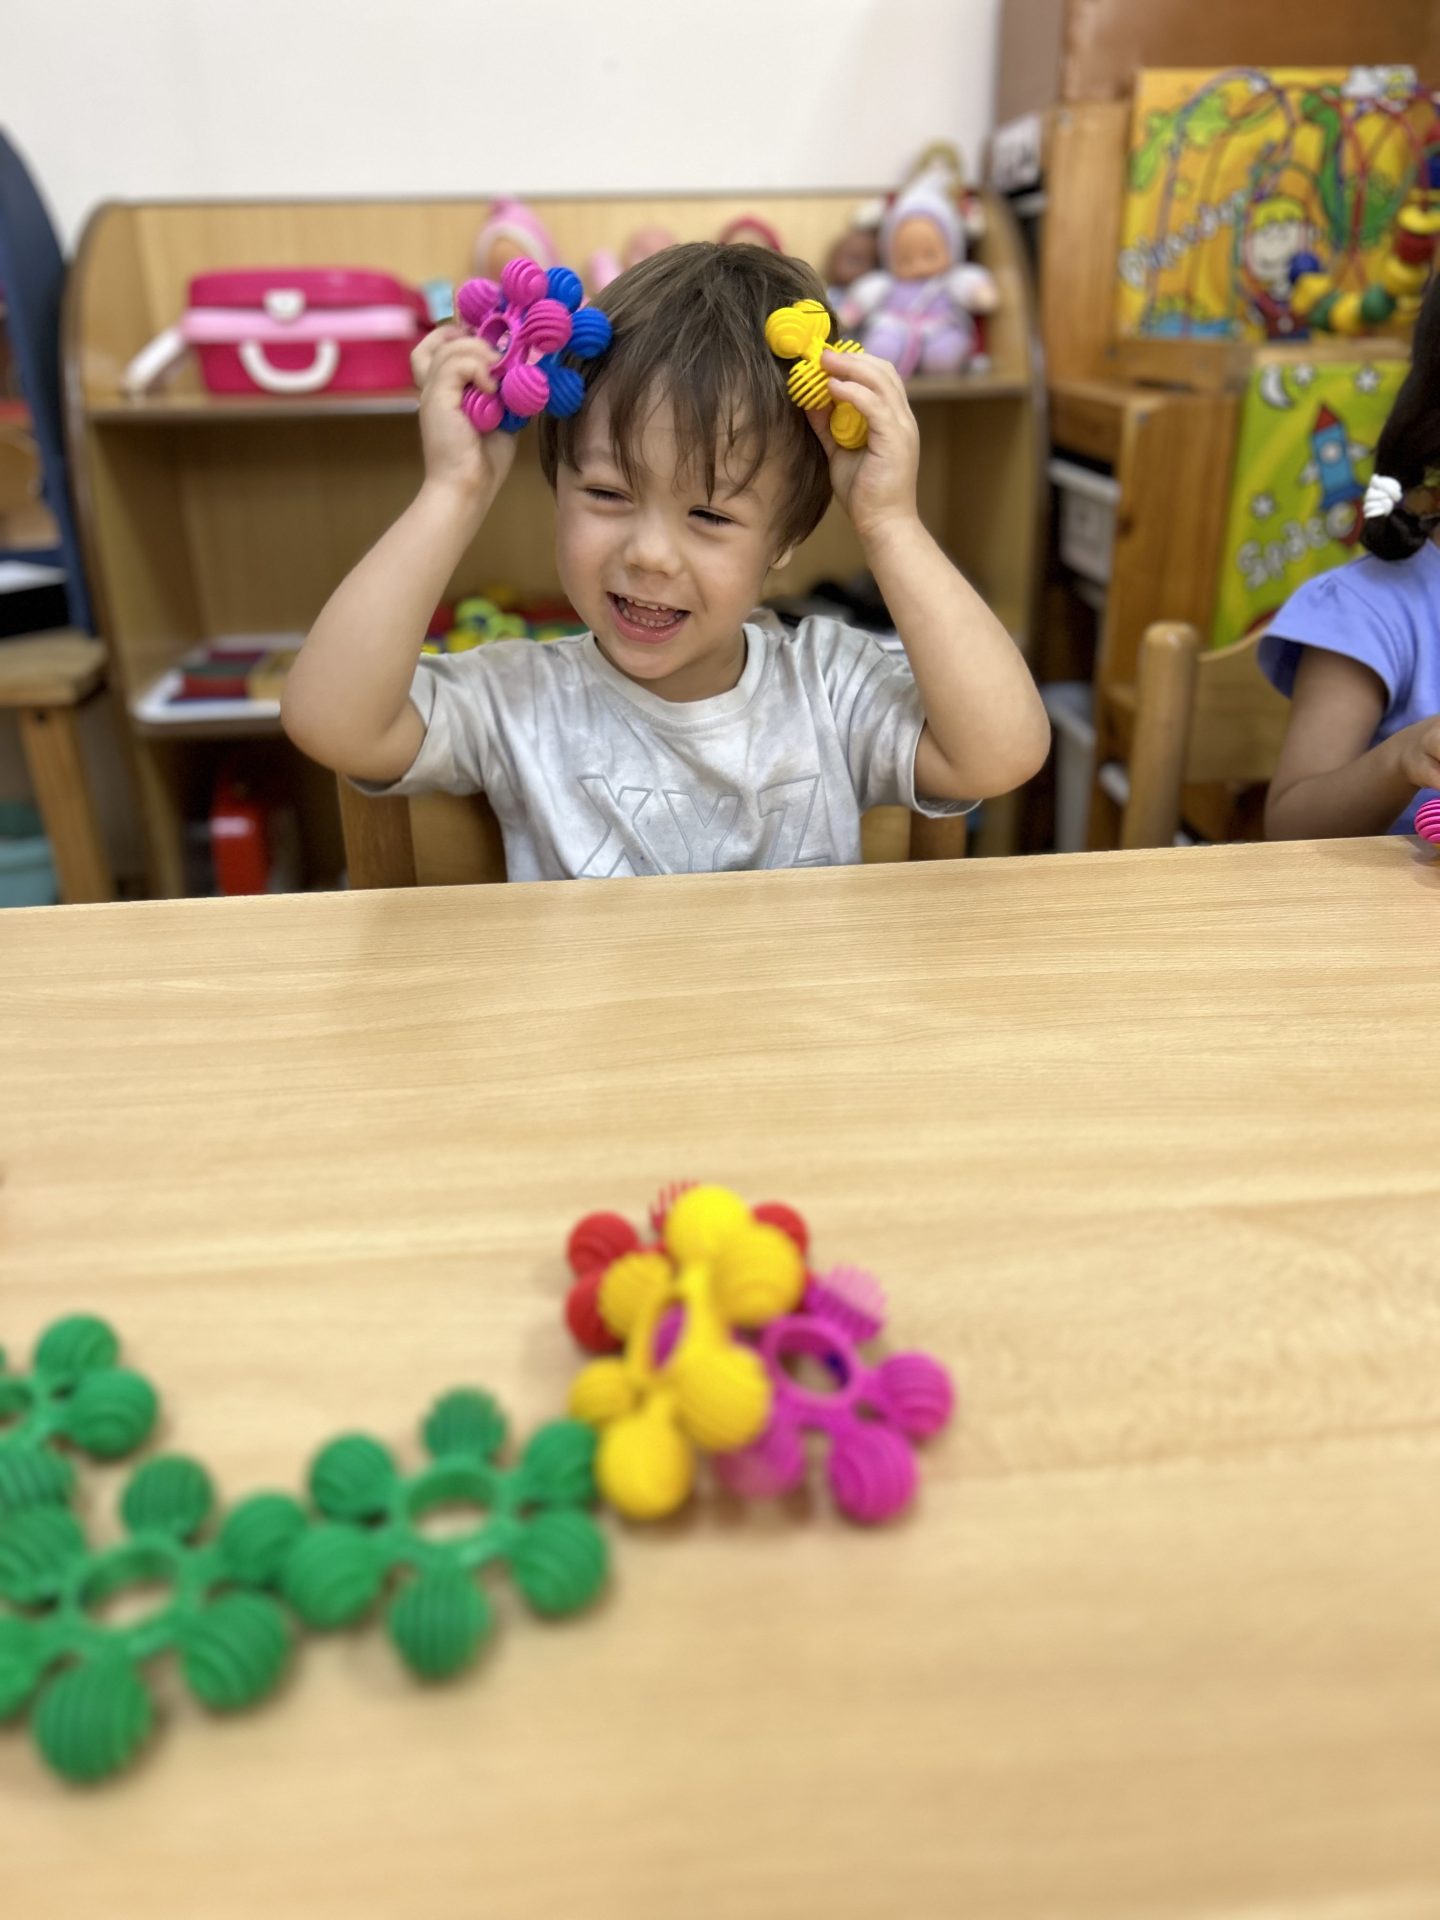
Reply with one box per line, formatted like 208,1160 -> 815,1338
0,1315 -> 159,1516
279,1390 -> 607,1681
0,1455 -> 304,1782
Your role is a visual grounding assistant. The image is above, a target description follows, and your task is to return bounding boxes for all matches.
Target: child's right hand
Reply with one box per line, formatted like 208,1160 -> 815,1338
1394,714 -> 1440,792
411,324 -> 519,511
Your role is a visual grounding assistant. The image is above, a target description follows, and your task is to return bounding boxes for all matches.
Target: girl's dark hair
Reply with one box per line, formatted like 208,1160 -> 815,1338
1363,271 -> 1440,562
538,242 -> 833,553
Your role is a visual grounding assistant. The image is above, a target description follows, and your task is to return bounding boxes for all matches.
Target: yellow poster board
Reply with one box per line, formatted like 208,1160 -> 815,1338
1117,67 -> 1439,343
1210,355 -> 1407,649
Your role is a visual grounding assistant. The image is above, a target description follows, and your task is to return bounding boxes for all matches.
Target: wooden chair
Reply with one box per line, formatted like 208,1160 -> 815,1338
337,785 -> 968,888
1112,621 -> 1290,850
0,631 -> 115,902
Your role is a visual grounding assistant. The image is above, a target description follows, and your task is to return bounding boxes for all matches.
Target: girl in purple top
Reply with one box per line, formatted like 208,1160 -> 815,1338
1263,275 -> 1440,838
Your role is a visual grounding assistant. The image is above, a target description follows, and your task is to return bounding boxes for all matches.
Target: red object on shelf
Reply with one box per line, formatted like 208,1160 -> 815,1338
210,769 -> 269,895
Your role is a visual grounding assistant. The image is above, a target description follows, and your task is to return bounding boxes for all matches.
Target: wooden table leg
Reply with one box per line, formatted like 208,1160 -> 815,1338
18,703 -> 116,904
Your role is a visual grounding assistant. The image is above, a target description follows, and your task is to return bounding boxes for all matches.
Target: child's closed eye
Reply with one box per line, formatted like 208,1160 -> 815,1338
584,486 -> 628,505
691,508 -> 735,528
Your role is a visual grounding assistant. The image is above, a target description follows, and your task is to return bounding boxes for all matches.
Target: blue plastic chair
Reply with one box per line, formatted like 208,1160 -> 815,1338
0,128 -> 92,631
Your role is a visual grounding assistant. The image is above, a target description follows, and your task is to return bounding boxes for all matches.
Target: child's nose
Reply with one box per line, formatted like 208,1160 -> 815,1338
623,511 -> 680,577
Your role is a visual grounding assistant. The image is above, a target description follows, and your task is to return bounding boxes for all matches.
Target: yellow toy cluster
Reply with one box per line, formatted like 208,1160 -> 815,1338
764,300 -> 869,451
567,1186 -> 805,1520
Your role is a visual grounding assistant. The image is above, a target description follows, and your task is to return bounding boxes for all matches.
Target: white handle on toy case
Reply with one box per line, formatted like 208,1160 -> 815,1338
237,340 -> 341,394
121,325 -> 187,395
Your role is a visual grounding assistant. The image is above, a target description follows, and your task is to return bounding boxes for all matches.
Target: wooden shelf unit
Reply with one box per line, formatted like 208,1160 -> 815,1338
65,190 -> 1046,894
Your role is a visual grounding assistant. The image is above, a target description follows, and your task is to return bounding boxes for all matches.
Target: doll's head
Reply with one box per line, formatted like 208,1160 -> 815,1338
473,200 -> 557,281
826,224 -> 880,290
880,169 -> 962,282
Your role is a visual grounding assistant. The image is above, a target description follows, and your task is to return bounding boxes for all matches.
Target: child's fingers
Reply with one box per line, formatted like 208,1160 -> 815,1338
424,338 -> 501,402
805,407 -> 838,459
410,322 -> 466,387
821,370 -> 894,430
821,349 -> 905,397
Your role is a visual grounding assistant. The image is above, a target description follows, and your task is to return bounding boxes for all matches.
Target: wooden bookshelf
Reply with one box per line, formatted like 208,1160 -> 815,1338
65,190 -> 1047,893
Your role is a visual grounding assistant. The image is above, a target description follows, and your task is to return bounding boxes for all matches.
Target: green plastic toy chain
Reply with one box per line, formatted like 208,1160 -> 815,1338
0,1315 -> 159,1515
282,1390 -> 607,1679
0,1455 -> 304,1782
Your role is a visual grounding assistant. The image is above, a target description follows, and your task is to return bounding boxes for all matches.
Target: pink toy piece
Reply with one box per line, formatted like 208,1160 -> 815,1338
713,1294 -> 954,1524
501,256 -> 548,308
805,1265 -> 885,1346
1416,797 -> 1440,844
455,267 -> 567,429
500,361 -> 550,416
456,278 -> 502,330
518,299 -> 574,357
455,260 -> 609,435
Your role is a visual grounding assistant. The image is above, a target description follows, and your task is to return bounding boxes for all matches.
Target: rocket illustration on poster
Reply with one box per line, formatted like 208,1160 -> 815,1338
1210,357 -> 1407,649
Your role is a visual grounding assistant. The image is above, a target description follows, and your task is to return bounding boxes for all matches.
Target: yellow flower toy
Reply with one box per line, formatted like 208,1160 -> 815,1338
567,1186 -> 805,1520
764,300 -> 869,450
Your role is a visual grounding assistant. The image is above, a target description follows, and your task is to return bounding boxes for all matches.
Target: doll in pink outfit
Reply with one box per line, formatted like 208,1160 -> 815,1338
839,168 -> 998,378
472,200 -> 557,281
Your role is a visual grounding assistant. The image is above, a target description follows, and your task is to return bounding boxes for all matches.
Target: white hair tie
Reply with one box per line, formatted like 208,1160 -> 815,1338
1363,474 -> 1404,520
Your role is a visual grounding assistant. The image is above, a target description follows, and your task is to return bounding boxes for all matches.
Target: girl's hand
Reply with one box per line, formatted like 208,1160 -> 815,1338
1394,713 -> 1440,792
411,324 -> 518,512
806,351 -> 920,543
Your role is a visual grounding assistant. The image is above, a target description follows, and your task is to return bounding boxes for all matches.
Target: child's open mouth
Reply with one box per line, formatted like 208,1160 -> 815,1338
607,593 -> 689,646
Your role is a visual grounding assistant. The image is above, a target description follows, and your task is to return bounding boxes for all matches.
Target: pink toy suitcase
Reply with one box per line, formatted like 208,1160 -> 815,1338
177,268 -> 429,396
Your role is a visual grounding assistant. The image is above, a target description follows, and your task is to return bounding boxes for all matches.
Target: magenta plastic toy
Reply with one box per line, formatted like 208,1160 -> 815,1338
455,259 -> 611,434
1416,797 -> 1440,845
712,1268 -> 953,1524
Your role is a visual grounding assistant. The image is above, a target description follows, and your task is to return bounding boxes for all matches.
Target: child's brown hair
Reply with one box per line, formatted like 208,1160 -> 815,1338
539,241 -> 833,554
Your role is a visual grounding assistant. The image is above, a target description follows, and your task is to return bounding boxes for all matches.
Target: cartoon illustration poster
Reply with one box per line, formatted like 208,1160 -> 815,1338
1210,356 -> 1407,649
1117,67 -> 1439,342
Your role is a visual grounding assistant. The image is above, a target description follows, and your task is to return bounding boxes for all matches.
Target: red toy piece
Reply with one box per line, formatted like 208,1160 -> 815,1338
566,1212 -> 639,1279
753,1202 -> 809,1257
565,1270 -> 622,1355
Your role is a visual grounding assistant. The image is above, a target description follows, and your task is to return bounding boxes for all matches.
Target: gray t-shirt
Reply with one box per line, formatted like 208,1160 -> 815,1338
370,615 -> 965,881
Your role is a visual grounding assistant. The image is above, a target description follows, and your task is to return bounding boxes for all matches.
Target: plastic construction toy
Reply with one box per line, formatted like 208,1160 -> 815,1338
567,1186 -> 806,1521
0,1315 -> 159,1516
713,1267 -> 955,1525
456,258 -> 612,434
279,1390 -> 607,1680
0,1456 -> 304,1783
1416,797 -> 1440,845
764,299 -> 869,450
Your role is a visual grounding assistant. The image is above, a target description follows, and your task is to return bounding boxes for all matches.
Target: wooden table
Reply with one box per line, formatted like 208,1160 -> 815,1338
4,839 -> 1439,1918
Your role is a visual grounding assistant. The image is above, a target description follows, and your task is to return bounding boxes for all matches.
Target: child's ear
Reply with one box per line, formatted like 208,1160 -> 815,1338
770,541 -> 796,575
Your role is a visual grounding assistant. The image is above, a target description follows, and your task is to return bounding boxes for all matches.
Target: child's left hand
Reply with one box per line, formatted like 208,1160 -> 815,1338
807,351 -> 920,543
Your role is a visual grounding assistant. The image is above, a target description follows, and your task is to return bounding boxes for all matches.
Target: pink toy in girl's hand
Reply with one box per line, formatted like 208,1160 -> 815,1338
1416,797 -> 1440,844
455,259 -> 611,435
713,1267 -> 954,1524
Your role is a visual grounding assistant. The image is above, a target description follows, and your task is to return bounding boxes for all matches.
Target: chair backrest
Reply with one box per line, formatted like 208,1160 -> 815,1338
0,128 -> 91,628
1121,621 -> 1290,850
337,783 -> 967,887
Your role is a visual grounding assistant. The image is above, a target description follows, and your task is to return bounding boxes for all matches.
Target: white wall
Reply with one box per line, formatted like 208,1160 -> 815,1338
8,0 -> 1000,246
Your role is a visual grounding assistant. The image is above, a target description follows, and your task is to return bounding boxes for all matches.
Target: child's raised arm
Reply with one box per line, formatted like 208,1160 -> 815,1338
282,329 -> 517,786
1264,647 -> 1440,839
810,351 -> 1050,801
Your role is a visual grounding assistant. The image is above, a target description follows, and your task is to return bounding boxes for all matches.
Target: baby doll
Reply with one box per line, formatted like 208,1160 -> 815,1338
838,166 -> 998,378
472,200 -> 556,281
587,223 -> 677,296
